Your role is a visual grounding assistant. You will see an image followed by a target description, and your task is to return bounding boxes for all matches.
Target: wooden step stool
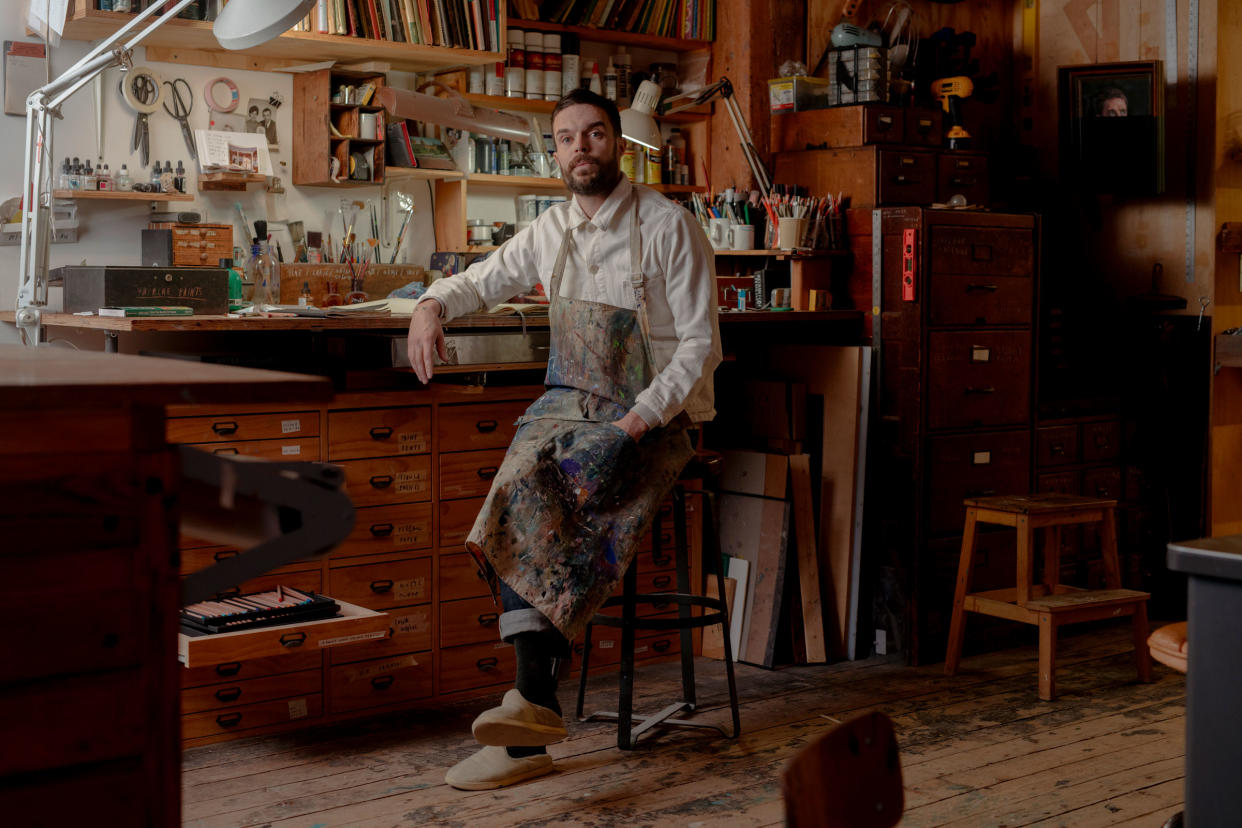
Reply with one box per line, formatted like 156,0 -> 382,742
943,493 -> 1153,700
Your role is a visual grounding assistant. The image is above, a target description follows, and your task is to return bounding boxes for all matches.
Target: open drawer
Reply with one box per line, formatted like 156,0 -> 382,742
179,600 -> 389,669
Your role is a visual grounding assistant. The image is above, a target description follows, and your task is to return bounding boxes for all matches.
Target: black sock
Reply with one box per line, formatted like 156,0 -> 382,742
506,630 -> 567,759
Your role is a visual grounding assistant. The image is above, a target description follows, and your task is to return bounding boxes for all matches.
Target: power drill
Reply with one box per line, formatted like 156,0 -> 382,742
930,76 -> 974,150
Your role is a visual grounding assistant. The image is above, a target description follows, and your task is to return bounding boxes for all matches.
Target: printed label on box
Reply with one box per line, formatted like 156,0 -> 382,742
319,629 -> 389,648
281,419 -> 301,433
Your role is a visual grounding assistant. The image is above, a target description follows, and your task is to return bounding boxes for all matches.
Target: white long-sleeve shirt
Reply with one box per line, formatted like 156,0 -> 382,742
420,177 -> 722,427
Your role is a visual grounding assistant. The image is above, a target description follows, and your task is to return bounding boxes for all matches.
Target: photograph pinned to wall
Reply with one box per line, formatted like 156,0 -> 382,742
1058,61 -> 1164,195
244,96 -> 278,150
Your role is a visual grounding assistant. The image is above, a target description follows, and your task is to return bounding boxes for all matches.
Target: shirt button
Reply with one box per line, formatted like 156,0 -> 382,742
589,264 -> 599,274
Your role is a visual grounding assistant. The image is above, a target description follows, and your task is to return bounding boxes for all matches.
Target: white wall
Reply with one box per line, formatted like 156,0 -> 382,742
0,15 -> 443,333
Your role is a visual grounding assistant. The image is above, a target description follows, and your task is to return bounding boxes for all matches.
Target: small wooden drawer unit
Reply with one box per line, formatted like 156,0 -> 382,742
180,668 -> 321,715
145,223 -> 234,268
182,694 -> 322,740
328,653 -> 433,713
439,448 -> 507,500
770,104 -> 904,151
773,147 -> 937,209
328,604 -> 432,665
337,455 -> 432,507
330,503 -> 433,558
440,595 -> 502,648
328,407 -> 431,459
181,651 -> 323,688
1035,419 -> 1122,466
926,331 -> 1031,430
167,411 -> 319,444
937,152 -> 989,206
904,107 -> 943,146
438,400 -> 530,452
1037,425 -> 1080,467
440,639 -> 516,694
178,600 -> 390,669
327,555 -> 432,610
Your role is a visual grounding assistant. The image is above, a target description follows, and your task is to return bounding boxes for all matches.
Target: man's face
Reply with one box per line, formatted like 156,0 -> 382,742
263,108 -> 272,120
1101,96 -> 1127,117
552,104 -> 624,197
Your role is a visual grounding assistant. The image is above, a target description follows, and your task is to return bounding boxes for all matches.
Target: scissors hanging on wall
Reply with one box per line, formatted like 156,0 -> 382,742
163,77 -> 197,161
120,65 -> 162,168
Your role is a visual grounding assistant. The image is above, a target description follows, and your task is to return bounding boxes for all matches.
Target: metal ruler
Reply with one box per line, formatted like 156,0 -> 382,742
1168,0 -> 1199,283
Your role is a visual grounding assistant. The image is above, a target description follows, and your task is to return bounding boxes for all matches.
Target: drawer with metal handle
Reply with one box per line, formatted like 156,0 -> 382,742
328,604 -> 432,665
328,502 -> 433,558
927,430 -> 1031,535
328,653 -> 433,713
328,555 -> 432,610
327,406 -> 430,460
439,448 -> 508,499
927,331 -> 1031,430
181,694 -> 322,741
438,399 -> 533,451
166,411 -> 319,444
335,455 -> 432,507
180,668 -> 321,715
439,639 -> 516,694
440,595 -> 504,648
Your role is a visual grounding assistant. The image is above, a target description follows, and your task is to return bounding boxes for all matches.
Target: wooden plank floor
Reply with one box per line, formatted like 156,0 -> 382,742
181,625 -> 1184,827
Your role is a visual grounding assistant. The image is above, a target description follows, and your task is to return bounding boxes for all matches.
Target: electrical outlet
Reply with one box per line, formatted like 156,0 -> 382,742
874,629 -> 887,655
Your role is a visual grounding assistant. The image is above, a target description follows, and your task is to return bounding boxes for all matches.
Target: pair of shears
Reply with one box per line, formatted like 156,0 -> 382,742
123,69 -> 160,168
162,78 -> 197,161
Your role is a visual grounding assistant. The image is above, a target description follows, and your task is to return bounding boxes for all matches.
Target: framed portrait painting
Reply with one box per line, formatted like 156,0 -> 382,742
1058,61 -> 1164,195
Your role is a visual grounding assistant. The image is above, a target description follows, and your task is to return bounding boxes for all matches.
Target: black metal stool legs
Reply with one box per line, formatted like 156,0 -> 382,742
576,482 -> 742,750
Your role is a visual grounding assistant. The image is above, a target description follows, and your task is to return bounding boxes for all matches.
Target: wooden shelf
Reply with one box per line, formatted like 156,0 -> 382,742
387,166 -> 466,182
198,172 -> 266,192
52,189 -> 192,202
467,173 -> 565,190
648,184 -> 708,194
63,5 -> 503,73
712,248 -> 853,258
509,18 -> 711,53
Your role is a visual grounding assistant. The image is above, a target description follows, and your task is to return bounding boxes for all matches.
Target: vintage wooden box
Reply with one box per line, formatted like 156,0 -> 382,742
56,266 -> 229,314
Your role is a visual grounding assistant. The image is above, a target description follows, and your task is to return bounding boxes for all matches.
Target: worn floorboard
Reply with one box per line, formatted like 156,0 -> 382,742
182,624 -> 1185,827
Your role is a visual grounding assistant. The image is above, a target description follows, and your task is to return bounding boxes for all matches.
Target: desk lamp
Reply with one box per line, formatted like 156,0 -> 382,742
621,78 -> 772,198
15,0 -> 316,346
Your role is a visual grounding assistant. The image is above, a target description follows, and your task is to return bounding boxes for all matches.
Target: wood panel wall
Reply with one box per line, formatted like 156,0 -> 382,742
1212,1 -> 1242,535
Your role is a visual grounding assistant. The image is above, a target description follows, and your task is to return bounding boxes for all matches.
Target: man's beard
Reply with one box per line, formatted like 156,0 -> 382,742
563,154 -> 621,196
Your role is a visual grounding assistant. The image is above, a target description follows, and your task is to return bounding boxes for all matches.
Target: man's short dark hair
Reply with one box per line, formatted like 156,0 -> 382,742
552,89 -> 622,138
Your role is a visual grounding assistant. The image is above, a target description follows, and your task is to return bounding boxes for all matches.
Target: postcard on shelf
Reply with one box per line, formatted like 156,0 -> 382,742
408,135 -> 456,170
193,130 -> 274,176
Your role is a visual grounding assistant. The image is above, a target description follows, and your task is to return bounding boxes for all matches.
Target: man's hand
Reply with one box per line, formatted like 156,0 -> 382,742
407,299 -> 447,384
612,411 -> 650,442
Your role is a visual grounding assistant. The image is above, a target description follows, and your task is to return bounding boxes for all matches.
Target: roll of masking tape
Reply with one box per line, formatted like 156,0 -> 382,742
204,76 -> 240,112
120,65 -> 162,113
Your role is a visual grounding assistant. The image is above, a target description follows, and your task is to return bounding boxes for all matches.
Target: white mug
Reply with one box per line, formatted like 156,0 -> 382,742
359,112 -> 378,140
729,223 -> 754,250
708,217 -> 731,250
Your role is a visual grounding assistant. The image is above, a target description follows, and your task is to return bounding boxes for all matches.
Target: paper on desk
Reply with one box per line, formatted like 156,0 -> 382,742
194,130 -> 274,176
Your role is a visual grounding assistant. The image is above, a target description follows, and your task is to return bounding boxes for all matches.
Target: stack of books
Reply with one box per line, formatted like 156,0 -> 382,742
303,0 -> 502,51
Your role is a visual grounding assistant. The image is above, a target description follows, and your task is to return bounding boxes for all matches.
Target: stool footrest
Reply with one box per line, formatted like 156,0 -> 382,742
581,702 -> 733,742
1024,588 -> 1149,612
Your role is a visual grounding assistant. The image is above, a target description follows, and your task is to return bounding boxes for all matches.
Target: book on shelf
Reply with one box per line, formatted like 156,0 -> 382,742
385,121 -> 417,168
99,306 -> 194,317
514,0 -> 715,39
408,135 -> 456,170
302,0 -> 495,48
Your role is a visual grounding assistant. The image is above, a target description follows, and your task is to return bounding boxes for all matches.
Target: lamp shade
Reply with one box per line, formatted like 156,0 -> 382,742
214,0 -> 318,50
620,80 -> 663,150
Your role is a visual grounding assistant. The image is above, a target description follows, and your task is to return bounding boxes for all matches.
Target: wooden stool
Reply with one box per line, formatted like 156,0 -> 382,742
943,493 -> 1153,700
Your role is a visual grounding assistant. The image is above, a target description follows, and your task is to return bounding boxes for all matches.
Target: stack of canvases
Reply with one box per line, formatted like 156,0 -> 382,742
709,347 -> 871,667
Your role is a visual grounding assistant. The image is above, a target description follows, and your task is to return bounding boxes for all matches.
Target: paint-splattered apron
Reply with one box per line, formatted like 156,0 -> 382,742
464,196 -> 694,642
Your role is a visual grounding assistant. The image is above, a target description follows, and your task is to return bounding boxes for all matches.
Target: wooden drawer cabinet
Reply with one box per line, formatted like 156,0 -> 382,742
328,653 -> 433,713
182,651 -> 322,688
328,604 -> 431,665
327,407 -> 430,459
1037,470 -> 1081,495
338,455 -> 432,507
773,147 -> 936,208
330,503 -> 434,558
769,104 -> 904,151
928,225 -> 1034,277
180,668 -> 321,715
440,448 -> 507,499
904,107 -> 943,146
167,411 -> 318,444
926,331 -> 1031,430
927,430 -> 1031,535
182,694 -> 322,740
328,556 -> 432,610
576,617 -> 679,669
1082,466 -> 1122,499
187,437 -> 319,461
440,552 -> 491,601
439,496 -> 485,546
438,400 -> 529,452
937,152 -> 989,206
179,545 -> 318,578
441,595 -> 502,648
440,640 -> 515,694
1037,425 -> 1079,467
1082,420 -> 1121,462
929,274 -> 1032,327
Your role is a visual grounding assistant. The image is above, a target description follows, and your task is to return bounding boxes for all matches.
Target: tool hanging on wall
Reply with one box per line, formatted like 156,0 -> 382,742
121,65 -> 162,167
163,78 -> 197,161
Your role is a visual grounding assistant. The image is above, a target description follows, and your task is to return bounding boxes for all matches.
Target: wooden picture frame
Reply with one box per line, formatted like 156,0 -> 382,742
1058,61 -> 1164,195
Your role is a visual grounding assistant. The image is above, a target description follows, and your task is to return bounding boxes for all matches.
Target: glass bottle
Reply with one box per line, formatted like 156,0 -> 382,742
174,161 -> 186,193
298,280 -> 313,307
58,158 -> 72,190
255,240 -> 279,304
524,31 -> 543,101
243,243 -> 261,303
604,61 -> 618,101
344,270 -> 368,304
322,278 -> 343,307
160,161 -> 175,194
115,164 -> 133,192
97,163 -> 113,191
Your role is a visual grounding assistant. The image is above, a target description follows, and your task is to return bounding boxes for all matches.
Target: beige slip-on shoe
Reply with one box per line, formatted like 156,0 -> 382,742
444,745 -> 554,791
472,688 -> 568,747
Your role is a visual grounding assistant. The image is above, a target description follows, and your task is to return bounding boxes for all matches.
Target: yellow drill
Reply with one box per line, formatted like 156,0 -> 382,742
931,76 -> 974,150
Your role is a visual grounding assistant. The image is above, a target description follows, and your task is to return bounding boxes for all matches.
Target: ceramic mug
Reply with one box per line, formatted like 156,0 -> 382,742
729,223 -> 754,250
707,217 -> 732,250
776,216 -> 808,249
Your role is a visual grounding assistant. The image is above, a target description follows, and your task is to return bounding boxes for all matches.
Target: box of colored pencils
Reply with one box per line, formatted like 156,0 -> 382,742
181,586 -> 339,634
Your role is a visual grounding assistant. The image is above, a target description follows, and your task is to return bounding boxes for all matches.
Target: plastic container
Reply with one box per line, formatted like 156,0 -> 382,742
524,31 -> 544,101
515,194 -> 539,222
768,76 -> 833,113
542,33 -> 562,101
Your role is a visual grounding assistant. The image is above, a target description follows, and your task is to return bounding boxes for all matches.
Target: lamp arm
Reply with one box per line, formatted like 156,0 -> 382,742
662,77 -> 772,198
15,0 -> 199,346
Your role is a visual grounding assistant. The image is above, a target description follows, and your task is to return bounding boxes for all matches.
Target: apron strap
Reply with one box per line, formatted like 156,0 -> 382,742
548,216 -> 574,311
629,196 -> 657,368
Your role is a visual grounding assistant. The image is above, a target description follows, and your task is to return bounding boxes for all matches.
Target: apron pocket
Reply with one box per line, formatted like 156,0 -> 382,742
535,423 -> 637,511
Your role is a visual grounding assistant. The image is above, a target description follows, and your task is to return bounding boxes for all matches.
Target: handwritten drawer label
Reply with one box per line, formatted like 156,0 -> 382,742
599,640 -> 615,650
282,419 -> 302,433
340,654 -> 420,684
394,523 -> 429,547
282,444 -> 301,456
393,612 -> 428,636
972,451 -> 992,465
971,347 -> 991,363
288,698 -> 308,719
394,576 -> 427,601
396,470 -> 429,494
319,629 -> 388,648
399,433 -> 429,453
